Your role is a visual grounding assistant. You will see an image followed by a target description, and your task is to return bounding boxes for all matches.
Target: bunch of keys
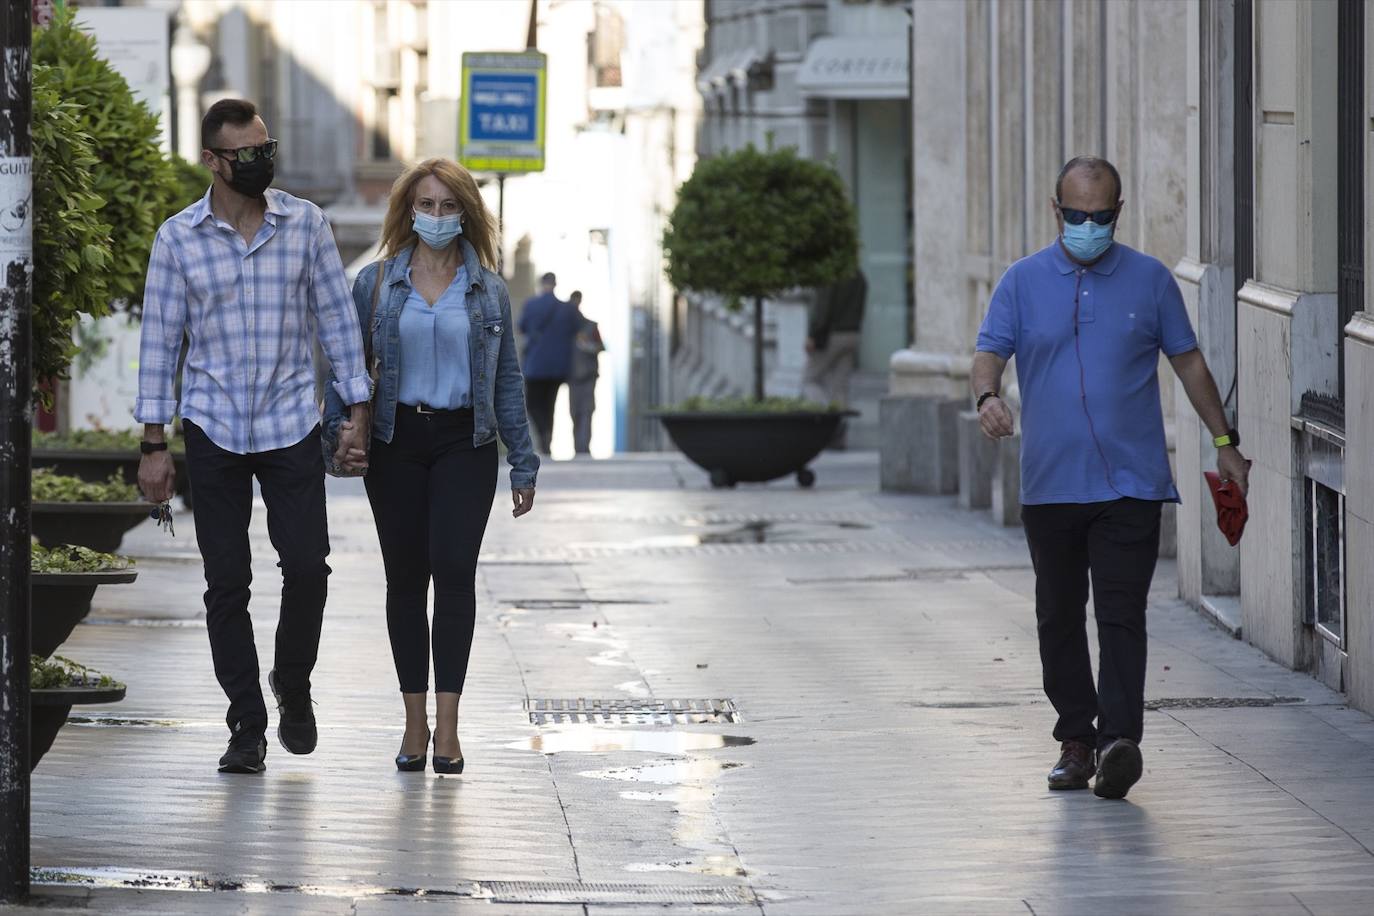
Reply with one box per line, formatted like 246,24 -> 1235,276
149,500 -> 175,537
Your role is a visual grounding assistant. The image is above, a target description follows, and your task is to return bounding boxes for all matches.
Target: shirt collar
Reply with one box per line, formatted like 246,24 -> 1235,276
387,239 -> 486,289
1051,237 -> 1124,276
188,186 -> 289,227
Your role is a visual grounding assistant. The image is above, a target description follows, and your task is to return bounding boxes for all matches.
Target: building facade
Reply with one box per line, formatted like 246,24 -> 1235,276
68,0 -> 703,456
676,0 -> 913,448
895,0 -> 1374,716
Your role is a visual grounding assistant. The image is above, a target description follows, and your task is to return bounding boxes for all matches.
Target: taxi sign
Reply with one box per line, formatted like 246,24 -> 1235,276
459,51 -> 547,173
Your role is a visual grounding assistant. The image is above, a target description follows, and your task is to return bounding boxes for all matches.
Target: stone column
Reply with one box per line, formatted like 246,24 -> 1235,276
882,0 -> 968,493
1176,0 -> 1242,607
1345,314 -> 1374,713
1237,0 -> 1339,668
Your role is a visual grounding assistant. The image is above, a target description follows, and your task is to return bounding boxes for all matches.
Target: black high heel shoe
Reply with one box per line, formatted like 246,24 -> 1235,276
432,742 -> 464,775
395,731 -> 430,772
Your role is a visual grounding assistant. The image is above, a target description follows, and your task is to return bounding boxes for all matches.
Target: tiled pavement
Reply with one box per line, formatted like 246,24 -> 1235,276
8,452 -> 1374,915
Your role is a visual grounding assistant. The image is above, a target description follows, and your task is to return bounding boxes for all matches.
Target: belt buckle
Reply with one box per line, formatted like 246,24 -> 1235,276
415,403 -> 434,416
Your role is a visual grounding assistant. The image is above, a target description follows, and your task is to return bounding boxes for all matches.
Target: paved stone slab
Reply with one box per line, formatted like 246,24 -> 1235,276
11,453 -> 1374,914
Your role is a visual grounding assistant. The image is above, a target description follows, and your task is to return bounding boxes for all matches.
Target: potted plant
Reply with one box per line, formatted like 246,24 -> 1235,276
31,467 -> 154,553
32,427 -> 191,507
31,543 -> 137,659
30,655 -> 126,772
658,145 -> 861,488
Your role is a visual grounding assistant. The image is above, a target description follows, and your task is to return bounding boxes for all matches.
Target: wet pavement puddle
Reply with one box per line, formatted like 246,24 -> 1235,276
513,729 -> 754,755
565,518 -> 875,552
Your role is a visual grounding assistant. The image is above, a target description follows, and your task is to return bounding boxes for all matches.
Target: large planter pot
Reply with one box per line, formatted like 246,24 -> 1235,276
32,569 -> 139,658
652,410 -> 858,488
31,683 -> 126,771
32,447 -> 192,507
32,501 -> 154,553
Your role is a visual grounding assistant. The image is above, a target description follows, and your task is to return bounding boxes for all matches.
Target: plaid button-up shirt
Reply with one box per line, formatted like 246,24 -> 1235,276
135,188 -> 371,455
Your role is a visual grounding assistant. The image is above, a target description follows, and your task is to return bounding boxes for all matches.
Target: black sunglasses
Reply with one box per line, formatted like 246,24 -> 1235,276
1057,203 -> 1118,226
210,139 -> 278,164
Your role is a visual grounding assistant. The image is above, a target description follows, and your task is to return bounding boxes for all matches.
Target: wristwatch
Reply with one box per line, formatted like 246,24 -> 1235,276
1212,429 -> 1240,449
139,440 -> 169,454
976,391 -> 1000,411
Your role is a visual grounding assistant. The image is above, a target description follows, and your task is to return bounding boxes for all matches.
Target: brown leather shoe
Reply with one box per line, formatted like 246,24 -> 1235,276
1047,740 -> 1094,790
1093,738 -> 1143,799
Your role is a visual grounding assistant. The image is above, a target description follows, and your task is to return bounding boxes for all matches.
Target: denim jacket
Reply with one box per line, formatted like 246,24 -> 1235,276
321,240 -> 539,490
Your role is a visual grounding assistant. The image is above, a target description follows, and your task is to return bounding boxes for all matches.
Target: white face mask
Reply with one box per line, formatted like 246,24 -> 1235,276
413,210 -> 463,249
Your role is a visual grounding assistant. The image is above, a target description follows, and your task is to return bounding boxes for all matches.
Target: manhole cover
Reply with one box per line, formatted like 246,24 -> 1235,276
1145,696 -> 1306,709
526,698 -> 740,726
478,881 -> 756,905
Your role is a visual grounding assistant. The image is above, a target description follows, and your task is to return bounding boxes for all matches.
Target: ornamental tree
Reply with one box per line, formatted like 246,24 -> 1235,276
662,145 -> 858,401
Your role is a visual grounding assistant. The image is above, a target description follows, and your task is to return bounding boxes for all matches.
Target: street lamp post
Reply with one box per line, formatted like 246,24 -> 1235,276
0,0 -> 33,902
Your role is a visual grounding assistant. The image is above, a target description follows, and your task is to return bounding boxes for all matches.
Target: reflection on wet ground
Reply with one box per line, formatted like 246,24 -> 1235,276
513,728 -> 754,755
565,517 -> 875,551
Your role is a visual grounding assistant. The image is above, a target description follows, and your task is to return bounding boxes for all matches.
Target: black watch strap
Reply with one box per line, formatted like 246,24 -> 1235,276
140,440 -> 169,454
976,391 -> 999,411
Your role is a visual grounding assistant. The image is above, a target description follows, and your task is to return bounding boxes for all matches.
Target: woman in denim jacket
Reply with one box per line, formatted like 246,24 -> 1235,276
322,158 -> 538,774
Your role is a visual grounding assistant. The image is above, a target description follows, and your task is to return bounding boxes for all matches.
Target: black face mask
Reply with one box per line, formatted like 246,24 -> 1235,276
222,157 -> 274,198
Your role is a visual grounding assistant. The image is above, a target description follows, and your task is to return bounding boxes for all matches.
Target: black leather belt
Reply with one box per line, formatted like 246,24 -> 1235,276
403,402 -> 471,416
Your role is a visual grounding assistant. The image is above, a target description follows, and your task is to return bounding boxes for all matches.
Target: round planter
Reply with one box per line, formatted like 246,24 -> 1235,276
31,683 -> 127,771
32,447 -> 192,507
651,410 -> 858,488
32,569 -> 139,658
32,501 -> 154,553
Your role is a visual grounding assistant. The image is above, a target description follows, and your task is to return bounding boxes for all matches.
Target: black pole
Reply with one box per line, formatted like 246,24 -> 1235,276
0,0 -> 33,902
753,296 -> 764,401
497,173 -> 505,274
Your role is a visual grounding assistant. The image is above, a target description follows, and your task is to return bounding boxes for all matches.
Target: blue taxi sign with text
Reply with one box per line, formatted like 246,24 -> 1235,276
460,51 -> 546,173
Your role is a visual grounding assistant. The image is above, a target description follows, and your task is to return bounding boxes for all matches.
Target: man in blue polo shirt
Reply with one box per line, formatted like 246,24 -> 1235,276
973,156 -> 1249,800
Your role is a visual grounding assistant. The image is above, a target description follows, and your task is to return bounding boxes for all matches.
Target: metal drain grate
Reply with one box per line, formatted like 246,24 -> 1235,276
527,698 -> 740,726
1146,696 -> 1306,710
478,881 -> 756,905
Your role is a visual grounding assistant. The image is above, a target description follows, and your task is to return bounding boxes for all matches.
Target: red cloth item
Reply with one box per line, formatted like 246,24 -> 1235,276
1204,471 -> 1249,546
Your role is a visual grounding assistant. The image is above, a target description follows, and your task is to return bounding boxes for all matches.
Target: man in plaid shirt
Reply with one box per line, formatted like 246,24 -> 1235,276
135,99 -> 372,774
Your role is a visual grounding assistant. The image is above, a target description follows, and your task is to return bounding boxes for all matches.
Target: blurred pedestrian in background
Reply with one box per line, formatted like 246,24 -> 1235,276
567,290 -> 604,457
324,158 -> 539,775
804,269 -> 866,448
973,155 -> 1247,801
519,272 -> 580,455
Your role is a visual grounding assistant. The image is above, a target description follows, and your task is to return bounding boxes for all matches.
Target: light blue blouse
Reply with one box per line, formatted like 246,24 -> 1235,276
396,265 -> 471,409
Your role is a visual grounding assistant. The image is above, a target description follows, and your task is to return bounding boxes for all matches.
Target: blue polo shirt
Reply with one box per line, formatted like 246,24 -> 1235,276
975,241 -> 1198,506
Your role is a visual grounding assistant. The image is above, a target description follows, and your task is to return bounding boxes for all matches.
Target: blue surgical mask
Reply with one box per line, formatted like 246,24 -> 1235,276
1060,219 -> 1115,263
413,210 -> 462,249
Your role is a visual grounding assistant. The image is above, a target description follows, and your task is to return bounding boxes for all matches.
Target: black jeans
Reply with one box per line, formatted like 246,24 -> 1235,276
1021,498 -> 1161,750
182,421 -> 331,734
364,407 -> 498,694
524,378 -> 562,455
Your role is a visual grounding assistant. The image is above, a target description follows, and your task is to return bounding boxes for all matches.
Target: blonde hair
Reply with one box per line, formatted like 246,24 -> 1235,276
378,158 -> 499,269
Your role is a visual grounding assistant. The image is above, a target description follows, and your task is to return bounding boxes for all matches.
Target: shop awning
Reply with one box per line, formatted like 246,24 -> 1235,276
696,47 -> 761,96
797,36 -> 909,100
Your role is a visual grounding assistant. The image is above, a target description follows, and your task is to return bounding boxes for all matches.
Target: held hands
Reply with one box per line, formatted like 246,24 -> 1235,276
978,396 -> 1015,439
138,450 -> 176,503
512,488 -> 536,518
334,404 -> 372,472
1217,447 -> 1250,497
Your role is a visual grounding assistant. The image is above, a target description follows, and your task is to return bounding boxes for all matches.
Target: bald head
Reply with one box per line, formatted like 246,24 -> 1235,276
1055,156 -> 1122,205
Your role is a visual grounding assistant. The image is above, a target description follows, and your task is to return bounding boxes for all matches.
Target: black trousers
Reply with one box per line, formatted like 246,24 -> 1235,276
1021,498 -> 1162,750
364,407 -> 497,694
524,378 -> 562,455
183,421 -> 331,733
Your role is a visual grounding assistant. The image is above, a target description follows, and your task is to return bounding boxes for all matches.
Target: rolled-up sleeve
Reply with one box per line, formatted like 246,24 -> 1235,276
134,229 -> 187,424
308,219 -> 371,406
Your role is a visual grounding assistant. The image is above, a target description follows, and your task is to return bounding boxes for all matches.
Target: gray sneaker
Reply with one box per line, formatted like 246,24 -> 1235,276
1093,738 -> 1143,799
